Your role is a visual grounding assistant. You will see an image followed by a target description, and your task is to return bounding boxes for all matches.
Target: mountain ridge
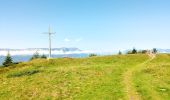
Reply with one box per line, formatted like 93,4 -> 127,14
0,47 -> 92,56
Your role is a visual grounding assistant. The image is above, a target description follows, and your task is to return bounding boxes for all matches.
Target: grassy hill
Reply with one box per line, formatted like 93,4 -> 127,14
0,54 -> 169,100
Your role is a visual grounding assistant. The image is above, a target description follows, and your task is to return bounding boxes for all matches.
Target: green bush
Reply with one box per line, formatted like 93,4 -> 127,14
41,54 -> 47,59
30,52 -> 47,60
7,69 -> 40,78
127,51 -> 132,54
89,53 -> 97,57
30,51 -> 40,60
141,50 -> 148,54
127,48 -> 138,54
137,50 -> 148,54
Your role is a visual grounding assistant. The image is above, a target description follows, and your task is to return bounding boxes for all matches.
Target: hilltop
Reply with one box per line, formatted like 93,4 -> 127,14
0,54 -> 169,100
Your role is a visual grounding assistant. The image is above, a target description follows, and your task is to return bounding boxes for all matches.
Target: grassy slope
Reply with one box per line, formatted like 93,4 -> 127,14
133,54 -> 170,100
0,54 -> 169,100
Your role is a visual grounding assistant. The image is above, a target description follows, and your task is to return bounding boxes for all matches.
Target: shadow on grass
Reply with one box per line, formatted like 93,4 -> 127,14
7,69 -> 40,78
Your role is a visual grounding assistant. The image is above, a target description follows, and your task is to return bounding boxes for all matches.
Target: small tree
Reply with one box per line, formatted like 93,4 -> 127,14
132,48 -> 137,54
152,48 -> 157,54
41,54 -> 47,59
30,51 -> 40,60
118,50 -> 122,55
3,52 -> 13,67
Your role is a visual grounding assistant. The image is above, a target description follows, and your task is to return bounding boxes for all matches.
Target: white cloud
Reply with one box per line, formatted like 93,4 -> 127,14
64,38 -> 82,42
0,49 -> 94,56
64,38 -> 71,42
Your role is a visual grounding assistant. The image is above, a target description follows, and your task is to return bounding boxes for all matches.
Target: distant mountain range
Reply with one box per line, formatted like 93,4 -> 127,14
0,48 -> 81,51
0,48 -> 169,56
0,48 -> 169,65
0,47 -> 93,56
157,49 -> 170,53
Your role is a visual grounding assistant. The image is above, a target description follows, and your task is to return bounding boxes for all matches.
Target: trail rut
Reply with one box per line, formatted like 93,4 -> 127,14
123,54 -> 155,100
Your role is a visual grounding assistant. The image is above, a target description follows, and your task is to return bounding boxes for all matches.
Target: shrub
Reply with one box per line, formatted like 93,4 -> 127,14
141,50 -> 148,54
89,53 -> 97,57
127,51 -> 132,54
7,69 -> 40,78
30,51 -> 40,60
41,54 -> 47,59
138,50 -> 148,54
30,52 -> 48,60
13,62 -> 21,64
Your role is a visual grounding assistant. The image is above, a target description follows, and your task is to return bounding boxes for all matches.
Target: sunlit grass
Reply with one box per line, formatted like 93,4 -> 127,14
0,54 -> 169,100
133,54 -> 170,100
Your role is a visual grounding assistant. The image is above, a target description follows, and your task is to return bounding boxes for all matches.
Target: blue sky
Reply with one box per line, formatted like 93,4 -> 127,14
0,0 -> 170,51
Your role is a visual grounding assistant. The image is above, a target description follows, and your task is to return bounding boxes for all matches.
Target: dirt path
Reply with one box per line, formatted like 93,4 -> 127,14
123,54 -> 155,100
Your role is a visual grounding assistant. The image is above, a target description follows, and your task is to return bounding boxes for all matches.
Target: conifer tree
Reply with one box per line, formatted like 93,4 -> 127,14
3,52 -> 13,67
152,48 -> 157,54
118,50 -> 122,55
132,48 -> 137,54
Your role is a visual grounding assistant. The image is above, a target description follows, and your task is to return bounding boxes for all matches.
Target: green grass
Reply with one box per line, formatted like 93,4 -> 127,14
133,54 -> 170,100
0,54 -> 169,100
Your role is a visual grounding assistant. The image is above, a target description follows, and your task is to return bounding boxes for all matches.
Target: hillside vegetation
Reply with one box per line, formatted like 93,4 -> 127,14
0,54 -> 169,100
